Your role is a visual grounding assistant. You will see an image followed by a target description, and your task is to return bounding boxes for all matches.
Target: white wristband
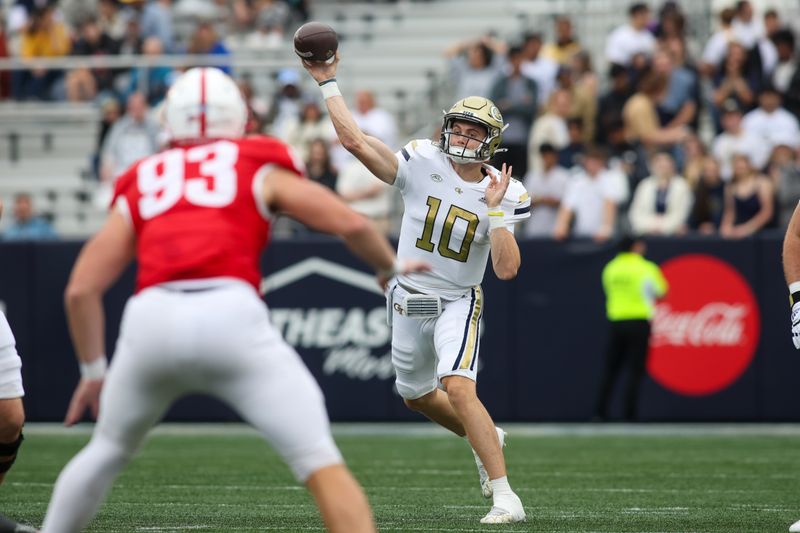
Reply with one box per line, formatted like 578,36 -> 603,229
319,79 -> 341,99
488,208 -> 505,231
790,281 -> 800,294
79,356 -> 108,380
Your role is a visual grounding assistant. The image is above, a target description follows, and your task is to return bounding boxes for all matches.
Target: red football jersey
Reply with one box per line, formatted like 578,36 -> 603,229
112,136 -> 305,292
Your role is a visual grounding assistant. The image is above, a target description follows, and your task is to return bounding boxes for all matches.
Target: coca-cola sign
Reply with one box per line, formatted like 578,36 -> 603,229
647,255 -> 760,396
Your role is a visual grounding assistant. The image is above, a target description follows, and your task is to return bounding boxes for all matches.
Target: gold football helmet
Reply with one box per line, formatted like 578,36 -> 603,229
439,96 -> 507,163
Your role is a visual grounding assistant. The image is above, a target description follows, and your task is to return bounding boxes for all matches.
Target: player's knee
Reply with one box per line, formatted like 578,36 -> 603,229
0,409 -> 25,444
403,391 -> 433,412
442,377 -> 475,410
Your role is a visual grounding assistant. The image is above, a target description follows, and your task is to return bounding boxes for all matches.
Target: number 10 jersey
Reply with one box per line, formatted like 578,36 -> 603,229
393,139 -> 531,300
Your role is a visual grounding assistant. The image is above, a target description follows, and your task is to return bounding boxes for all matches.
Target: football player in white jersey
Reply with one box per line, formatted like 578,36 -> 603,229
0,199 -> 36,533
302,54 -> 530,524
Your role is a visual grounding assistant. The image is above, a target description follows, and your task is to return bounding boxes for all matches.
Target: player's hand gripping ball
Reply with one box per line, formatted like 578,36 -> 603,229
293,22 -> 339,63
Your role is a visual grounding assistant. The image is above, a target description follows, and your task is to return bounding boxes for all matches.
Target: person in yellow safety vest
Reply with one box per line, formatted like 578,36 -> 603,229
593,235 -> 668,422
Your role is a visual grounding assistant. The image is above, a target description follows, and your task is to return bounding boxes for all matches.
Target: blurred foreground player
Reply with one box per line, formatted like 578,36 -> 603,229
0,199 -> 36,533
782,204 -> 800,533
40,67 -> 428,533
301,52 -> 529,524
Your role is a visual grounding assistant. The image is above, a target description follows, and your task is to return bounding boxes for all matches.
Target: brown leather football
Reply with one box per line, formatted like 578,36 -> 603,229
293,22 -> 338,62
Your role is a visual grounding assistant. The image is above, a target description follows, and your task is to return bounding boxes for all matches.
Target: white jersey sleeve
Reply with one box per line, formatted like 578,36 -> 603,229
499,178 -> 532,231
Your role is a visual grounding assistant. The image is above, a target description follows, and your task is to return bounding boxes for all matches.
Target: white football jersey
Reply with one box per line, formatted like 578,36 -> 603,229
393,139 -> 531,299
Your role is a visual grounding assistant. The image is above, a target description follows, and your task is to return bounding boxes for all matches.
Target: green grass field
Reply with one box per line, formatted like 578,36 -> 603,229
4,424 -> 800,532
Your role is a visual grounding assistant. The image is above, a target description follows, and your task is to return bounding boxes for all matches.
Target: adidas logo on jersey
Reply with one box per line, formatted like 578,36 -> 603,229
430,174 -> 442,182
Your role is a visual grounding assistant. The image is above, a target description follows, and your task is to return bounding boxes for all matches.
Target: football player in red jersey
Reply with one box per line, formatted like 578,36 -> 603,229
40,67 -> 427,533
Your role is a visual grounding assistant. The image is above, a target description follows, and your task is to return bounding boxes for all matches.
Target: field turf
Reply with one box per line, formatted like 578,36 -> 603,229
4,424 -> 800,532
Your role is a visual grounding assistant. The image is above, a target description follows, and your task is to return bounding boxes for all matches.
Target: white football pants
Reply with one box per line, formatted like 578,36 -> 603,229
41,280 -> 342,533
390,284 -> 483,399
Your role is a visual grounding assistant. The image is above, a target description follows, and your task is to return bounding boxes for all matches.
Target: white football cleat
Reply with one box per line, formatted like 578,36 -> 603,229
480,493 -> 526,524
789,519 -> 800,532
473,427 -> 506,498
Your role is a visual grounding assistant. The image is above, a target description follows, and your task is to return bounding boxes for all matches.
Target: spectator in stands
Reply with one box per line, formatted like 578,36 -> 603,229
542,16 -> 581,65
93,96 -> 122,178
731,0 -> 761,51
681,133 -> 706,187
117,12 -> 143,56
523,143 -> 570,238
701,8 -> 737,77
690,157 -> 726,234
720,153 -> 775,239
13,5 -> 71,101
768,142 -> 800,227
353,90 -> 397,150
771,29 -> 797,95
622,72 -> 688,171
100,92 -> 160,184
605,3 -> 655,67
711,100 -> 768,182
569,51 -> 599,143
596,64 -> 632,147
126,36 -> 174,106
628,151 -> 692,236
306,138 -> 337,191
2,193 -> 57,241
187,20 -> 231,74
489,44 -> 538,177
98,0 -> 127,40
140,0 -> 174,53
266,68 -> 304,141
528,88 -> 571,175
653,47 -> 697,130
444,34 -> 507,101
654,1 -> 686,42
65,16 -> 120,102
711,41 -> 757,122
0,12 -> 10,100
256,0 -> 291,36
285,99 -> 336,162
554,147 -> 623,242
336,160 -> 393,234
558,118 -> 585,170
236,75 -> 269,131
555,64 -> 596,147
520,32 -> 558,108
741,85 -> 800,159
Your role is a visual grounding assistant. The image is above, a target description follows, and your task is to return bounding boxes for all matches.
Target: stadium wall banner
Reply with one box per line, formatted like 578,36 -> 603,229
2,235 -> 797,422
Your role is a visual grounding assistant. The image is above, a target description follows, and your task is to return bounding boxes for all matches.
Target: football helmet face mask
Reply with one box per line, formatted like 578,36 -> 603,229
439,96 -> 507,164
163,67 -> 247,143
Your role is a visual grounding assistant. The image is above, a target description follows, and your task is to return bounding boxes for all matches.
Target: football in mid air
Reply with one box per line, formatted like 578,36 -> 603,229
293,22 -> 338,63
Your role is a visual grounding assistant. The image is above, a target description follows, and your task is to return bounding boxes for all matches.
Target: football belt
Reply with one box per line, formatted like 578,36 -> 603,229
400,294 -> 442,319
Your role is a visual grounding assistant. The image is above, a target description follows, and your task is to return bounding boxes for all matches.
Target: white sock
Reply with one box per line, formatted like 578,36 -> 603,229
490,475 -> 513,497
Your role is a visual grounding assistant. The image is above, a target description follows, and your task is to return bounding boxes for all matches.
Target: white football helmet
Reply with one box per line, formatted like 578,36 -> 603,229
162,67 -> 247,142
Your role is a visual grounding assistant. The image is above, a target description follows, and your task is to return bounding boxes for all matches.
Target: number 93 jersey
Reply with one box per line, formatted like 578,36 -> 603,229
112,136 -> 305,293
394,139 -> 531,300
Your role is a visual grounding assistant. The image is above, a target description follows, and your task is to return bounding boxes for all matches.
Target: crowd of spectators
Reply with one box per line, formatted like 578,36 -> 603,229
1,0 -> 799,242
448,1 -> 800,241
